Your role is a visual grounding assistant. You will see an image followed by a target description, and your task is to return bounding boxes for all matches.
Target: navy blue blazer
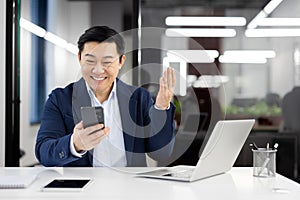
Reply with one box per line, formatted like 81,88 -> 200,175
35,78 -> 175,167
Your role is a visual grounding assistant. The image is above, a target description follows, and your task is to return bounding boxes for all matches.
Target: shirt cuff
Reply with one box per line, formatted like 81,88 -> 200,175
154,104 -> 170,110
70,134 -> 86,157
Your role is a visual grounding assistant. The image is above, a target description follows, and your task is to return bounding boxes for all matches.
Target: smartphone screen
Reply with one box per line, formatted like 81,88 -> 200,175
42,179 -> 92,192
81,106 -> 105,128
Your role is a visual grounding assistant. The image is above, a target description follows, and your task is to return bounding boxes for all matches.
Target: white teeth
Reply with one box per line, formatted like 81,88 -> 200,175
93,77 -> 105,81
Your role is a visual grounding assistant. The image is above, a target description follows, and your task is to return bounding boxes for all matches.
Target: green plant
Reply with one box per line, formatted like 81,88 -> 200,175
224,101 -> 281,117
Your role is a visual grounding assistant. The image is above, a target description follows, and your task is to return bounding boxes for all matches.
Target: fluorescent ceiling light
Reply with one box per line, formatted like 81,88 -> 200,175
257,18 -> 300,26
247,11 -> 267,29
247,0 -> 283,29
65,43 -> 78,55
187,75 -> 197,84
20,17 -> 77,55
20,18 -> 46,37
223,50 -> 276,58
193,75 -> 229,88
165,28 -> 236,37
165,16 -> 246,26
264,0 -> 283,14
44,32 -> 68,48
245,29 -> 300,37
167,50 -> 219,63
219,55 -> 267,64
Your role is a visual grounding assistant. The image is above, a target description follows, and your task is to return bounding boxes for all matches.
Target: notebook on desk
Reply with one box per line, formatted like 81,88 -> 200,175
0,174 -> 37,189
136,119 -> 255,182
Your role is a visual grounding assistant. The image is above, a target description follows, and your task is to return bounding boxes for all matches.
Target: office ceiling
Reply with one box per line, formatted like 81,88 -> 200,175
142,0 -> 271,9
68,0 -> 271,9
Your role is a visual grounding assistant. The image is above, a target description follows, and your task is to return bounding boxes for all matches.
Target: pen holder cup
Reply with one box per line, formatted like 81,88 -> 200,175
252,148 -> 277,178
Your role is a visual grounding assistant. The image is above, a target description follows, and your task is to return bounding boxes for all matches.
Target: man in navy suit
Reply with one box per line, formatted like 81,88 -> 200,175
35,26 -> 176,167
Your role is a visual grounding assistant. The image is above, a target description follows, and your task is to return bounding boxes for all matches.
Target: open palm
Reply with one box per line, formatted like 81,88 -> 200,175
155,67 -> 176,110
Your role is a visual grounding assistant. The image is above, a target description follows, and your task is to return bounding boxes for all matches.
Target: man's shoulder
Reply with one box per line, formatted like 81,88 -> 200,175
117,79 -> 150,97
48,82 -> 75,101
51,82 -> 74,94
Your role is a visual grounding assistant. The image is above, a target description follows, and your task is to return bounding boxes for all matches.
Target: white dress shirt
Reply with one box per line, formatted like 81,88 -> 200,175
70,80 -> 127,167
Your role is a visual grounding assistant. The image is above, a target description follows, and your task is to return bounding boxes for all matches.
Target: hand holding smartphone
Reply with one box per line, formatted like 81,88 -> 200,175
81,106 -> 105,129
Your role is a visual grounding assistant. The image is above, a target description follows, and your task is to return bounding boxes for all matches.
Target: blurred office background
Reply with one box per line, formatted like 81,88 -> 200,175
1,0 -> 300,182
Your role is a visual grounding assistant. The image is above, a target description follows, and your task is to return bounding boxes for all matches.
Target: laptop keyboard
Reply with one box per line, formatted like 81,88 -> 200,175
163,168 -> 194,178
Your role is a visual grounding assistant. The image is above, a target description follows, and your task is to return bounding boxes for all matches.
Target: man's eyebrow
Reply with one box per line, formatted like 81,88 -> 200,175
84,53 -> 96,58
103,55 -> 114,59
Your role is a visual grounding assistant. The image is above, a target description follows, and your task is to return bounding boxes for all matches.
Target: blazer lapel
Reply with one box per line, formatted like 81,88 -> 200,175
72,78 -> 91,124
72,78 -> 94,165
116,79 -> 138,166
72,78 -> 139,166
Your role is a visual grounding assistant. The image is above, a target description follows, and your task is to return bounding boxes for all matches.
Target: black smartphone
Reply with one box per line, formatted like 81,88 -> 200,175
80,106 -> 105,129
42,179 -> 92,192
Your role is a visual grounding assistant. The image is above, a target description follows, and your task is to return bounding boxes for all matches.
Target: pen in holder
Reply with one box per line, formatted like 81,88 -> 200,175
252,147 -> 277,177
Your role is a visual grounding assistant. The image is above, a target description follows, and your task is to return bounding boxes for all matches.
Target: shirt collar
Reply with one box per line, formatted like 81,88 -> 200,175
85,80 -> 117,104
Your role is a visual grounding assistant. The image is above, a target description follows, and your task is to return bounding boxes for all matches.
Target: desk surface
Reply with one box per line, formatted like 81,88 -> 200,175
0,167 -> 299,200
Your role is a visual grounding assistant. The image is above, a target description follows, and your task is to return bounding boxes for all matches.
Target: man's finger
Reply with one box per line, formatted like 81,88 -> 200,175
167,68 -> 173,89
91,127 -> 110,145
75,121 -> 84,130
85,124 -> 104,135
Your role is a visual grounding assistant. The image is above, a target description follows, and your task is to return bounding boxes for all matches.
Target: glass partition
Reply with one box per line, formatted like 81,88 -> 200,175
18,0 -> 300,170
140,0 -> 300,132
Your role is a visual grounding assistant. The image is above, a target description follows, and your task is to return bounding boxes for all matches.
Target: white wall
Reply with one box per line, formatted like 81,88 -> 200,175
222,0 -> 300,106
47,0 -> 90,92
269,0 -> 300,96
222,9 -> 270,105
0,0 -> 6,167
19,0 -> 39,166
20,0 -> 126,166
20,0 -> 91,166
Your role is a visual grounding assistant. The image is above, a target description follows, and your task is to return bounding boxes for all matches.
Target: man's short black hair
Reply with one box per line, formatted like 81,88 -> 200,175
77,26 -> 125,58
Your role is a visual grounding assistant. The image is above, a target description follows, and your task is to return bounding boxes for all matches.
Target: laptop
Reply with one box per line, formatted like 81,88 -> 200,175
136,119 -> 255,182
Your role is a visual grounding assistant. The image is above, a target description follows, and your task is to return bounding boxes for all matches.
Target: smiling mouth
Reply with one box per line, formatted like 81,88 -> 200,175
92,76 -> 106,81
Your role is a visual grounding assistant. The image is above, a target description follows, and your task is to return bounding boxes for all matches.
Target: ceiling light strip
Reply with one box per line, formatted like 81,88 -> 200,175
247,0 -> 283,29
165,28 -> 236,37
219,55 -> 267,64
20,17 -> 78,55
223,50 -> 276,58
263,0 -> 283,14
245,29 -> 300,37
167,50 -> 219,63
257,18 -> 300,26
20,18 -> 46,37
165,16 -> 246,26
247,11 -> 267,29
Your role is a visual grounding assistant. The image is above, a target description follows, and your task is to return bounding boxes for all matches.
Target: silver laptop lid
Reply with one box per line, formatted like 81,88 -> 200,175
190,119 -> 255,181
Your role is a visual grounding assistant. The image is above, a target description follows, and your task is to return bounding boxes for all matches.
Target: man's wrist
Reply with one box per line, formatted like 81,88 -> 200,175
154,103 -> 170,110
70,134 -> 86,157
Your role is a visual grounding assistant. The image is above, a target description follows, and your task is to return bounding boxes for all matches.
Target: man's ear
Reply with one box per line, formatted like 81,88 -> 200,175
119,55 -> 126,69
78,52 -> 81,61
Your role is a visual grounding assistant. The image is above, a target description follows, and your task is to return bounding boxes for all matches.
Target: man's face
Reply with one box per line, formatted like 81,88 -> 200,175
79,41 -> 125,97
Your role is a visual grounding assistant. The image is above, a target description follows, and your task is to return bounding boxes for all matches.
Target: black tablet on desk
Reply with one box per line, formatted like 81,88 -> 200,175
42,179 -> 92,192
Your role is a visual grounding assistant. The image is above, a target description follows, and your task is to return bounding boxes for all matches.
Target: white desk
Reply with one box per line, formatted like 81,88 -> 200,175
0,167 -> 299,200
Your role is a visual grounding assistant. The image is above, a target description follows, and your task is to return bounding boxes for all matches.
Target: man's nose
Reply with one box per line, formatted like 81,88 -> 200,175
92,63 -> 105,74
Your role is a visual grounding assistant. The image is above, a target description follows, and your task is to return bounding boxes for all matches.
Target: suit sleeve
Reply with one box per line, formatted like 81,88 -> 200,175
35,91 -> 81,167
144,91 -> 176,160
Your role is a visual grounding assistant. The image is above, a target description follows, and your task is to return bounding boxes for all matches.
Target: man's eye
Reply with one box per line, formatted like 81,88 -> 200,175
103,62 -> 112,65
86,60 -> 96,64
